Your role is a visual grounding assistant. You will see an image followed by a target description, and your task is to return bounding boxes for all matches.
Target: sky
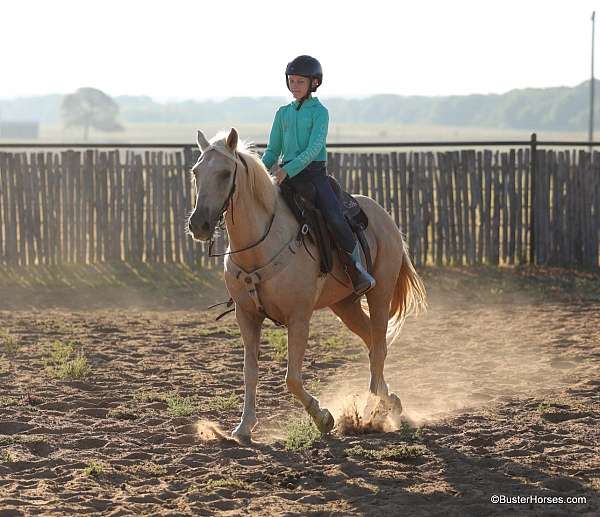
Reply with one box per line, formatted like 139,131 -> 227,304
2,0 -> 599,101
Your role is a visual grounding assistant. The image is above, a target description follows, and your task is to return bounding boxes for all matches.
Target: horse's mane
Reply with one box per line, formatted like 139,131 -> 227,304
211,131 -> 277,214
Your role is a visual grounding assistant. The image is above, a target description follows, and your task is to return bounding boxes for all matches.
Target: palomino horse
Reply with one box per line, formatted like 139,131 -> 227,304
188,128 -> 426,444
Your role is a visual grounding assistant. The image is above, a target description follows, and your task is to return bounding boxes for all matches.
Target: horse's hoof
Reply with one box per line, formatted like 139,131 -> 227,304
315,408 -> 334,434
387,393 -> 403,416
231,427 -> 252,446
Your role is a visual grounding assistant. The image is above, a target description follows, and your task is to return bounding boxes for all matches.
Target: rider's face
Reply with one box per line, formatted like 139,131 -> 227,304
288,75 -> 316,100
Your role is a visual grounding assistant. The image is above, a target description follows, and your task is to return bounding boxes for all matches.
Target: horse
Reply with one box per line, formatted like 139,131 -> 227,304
187,128 -> 427,444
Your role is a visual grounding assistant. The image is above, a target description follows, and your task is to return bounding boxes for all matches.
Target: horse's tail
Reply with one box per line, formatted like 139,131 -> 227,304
386,240 -> 427,345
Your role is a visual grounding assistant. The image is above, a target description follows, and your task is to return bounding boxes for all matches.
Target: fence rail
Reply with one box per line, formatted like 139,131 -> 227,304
0,145 -> 599,268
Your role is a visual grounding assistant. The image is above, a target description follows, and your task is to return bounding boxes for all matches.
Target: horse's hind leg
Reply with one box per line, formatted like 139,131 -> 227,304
364,284 -> 403,419
231,306 -> 264,444
286,314 -> 334,434
330,296 -> 371,351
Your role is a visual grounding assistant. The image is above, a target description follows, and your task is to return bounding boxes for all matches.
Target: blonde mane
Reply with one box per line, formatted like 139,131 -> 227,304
211,131 -> 277,214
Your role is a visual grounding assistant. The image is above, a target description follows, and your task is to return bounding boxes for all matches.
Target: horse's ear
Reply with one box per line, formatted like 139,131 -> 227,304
196,130 -> 210,152
226,127 -> 239,152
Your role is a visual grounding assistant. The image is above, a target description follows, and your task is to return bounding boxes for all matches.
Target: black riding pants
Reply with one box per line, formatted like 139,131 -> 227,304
282,161 -> 356,253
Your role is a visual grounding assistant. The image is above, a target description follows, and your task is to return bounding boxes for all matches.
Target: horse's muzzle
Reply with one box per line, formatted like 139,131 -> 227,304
188,218 -> 215,241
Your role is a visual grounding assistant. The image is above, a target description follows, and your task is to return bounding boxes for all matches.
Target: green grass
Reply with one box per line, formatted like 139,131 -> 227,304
84,461 -> 105,477
346,444 -> 425,461
0,330 -> 19,354
321,336 -> 345,350
124,462 -> 167,477
396,421 -> 423,442
205,477 -> 249,490
537,402 -> 551,414
132,390 -> 197,416
164,393 -> 196,417
207,393 -> 239,412
2,451 -> 15,463
107,405 -> 139,420
0,396 -> 20,407
134,390 -> 166,403
264,329 -> 287,362
283,416 -> 322,451
306,378 -> 322,395
45,340 -> 90,380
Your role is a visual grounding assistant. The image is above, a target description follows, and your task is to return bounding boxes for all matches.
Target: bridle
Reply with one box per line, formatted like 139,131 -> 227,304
197,146 -> 276,258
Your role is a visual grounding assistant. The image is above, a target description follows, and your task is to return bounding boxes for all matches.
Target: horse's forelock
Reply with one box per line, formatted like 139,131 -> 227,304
206,131 -> 275,213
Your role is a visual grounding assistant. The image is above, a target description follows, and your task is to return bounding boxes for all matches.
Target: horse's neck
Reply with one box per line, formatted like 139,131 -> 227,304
225,187 -> 292,270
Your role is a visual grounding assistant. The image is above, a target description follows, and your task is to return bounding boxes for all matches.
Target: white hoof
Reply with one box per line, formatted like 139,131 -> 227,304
386,393 -> 403,416
231,425 -> 252,445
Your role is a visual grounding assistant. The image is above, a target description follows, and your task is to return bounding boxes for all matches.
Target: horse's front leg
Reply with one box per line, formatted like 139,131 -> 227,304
286,315 -> 334,434
231,306 -> 264,444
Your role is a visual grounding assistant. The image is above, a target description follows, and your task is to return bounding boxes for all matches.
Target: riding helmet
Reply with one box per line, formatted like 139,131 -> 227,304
285,55 -> 323,93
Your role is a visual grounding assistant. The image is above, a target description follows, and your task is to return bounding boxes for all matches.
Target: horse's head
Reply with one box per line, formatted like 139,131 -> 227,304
188,128 -> 240,241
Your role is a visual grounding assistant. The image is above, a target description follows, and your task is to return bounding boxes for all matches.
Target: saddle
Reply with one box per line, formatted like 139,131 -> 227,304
280,176 -> 372,275
209,176 -> 373,327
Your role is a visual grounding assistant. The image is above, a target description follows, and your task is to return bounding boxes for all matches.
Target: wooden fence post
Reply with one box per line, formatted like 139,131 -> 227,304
529,133 -> 537,264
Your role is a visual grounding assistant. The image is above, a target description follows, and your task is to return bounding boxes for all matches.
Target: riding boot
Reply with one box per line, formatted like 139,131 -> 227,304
339,242 -> 376,296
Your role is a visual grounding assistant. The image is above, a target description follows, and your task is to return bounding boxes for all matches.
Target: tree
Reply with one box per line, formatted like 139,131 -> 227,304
61,87 -> 123,140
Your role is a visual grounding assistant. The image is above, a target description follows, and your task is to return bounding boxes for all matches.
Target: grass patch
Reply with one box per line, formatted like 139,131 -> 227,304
264,329 -> 287,362
107,405 -> 139,420
124,462 -> 167,477
84,461 -> 105,477
346,353 -> 363,362
2,451 -> 15,463
132,390 -> 197,416
0,396 -> 20,407
396,421 -> 423,442
0,330 -> 19,354
45,340 -> 90,380
307,378 -> 322,395
346,444 -> 425,461
164,393 -> 196,417
321,336 -> 345,350
283,416 -> 321,451
207,393 -> 239,412
205,477 -> 249,490
134,390 -> 166,403
537,402 -> 551,414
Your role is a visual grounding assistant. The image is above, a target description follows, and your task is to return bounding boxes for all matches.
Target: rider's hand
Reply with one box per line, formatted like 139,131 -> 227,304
273,166 -> 288,185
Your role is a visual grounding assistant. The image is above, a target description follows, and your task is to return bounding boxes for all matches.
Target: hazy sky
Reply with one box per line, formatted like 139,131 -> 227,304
3,0 -> 599,100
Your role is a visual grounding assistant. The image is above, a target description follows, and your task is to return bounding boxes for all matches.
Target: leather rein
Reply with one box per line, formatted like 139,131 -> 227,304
207,151 -> 276,258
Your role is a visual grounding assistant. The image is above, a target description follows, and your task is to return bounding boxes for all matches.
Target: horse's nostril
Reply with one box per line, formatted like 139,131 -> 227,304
202,222 -> 210,232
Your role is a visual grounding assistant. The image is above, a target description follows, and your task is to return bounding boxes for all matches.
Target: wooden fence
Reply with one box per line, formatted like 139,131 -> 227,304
0,148 -> 598,268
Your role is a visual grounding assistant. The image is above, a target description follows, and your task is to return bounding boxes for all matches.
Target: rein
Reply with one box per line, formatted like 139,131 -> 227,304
207,153 -> 277,258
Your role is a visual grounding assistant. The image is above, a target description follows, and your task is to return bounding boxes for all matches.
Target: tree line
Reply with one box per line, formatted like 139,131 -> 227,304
1,80 -> 598,133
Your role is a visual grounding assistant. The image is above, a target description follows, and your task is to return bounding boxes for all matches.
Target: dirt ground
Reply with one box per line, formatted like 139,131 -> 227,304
0,265 -> 599,516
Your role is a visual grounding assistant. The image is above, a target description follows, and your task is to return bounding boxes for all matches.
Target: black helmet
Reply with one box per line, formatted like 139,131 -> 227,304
285,55 -> 323,93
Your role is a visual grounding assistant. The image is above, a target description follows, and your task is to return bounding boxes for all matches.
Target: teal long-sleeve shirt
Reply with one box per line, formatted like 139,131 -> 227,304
261,96 -> 329,178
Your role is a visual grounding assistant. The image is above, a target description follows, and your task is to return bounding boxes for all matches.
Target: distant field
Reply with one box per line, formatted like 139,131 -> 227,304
0,122 -> 589,147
